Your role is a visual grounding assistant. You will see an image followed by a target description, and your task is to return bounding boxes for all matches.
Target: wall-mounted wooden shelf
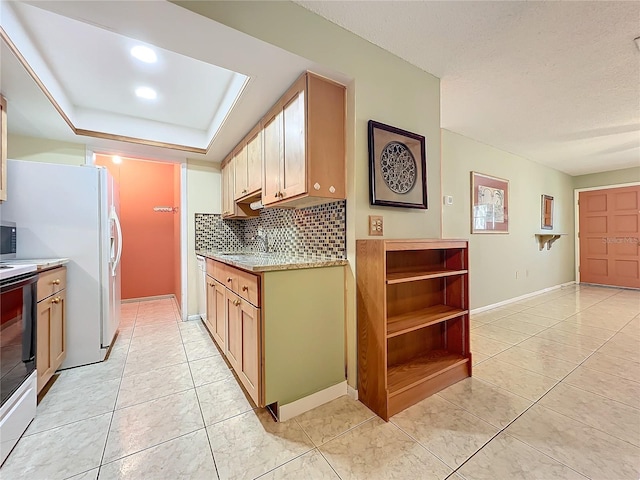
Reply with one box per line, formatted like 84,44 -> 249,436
535,233 -> 567,251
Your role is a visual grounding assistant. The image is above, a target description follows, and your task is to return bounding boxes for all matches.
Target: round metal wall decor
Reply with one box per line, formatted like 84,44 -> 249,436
380,141 -> 417,194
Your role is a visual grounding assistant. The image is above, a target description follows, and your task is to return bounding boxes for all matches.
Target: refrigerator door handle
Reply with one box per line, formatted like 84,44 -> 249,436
111,207 -> 123,277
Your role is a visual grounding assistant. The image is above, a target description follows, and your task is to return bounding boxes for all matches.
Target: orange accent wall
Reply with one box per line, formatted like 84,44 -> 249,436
96,155 -> 180,300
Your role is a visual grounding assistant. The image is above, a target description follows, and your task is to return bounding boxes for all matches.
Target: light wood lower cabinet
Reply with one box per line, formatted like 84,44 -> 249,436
225,290 -> 243,372
205,275 -> 226,350
203,257 -> 345,414
36,266 -> 67,393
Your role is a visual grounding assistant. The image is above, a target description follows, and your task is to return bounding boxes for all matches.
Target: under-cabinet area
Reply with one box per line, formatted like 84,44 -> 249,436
200,254 -> 346,416
356,239 -> 471,420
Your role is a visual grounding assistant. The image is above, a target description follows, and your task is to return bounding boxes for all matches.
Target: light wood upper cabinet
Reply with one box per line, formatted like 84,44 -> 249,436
222,154 -> 257,220
262,110 -> 283,204
281,88 -> 306,201
262,72 -> 346,208
246,126 -> 262,196
233,145 -> 248,201
1,95 -> 7,202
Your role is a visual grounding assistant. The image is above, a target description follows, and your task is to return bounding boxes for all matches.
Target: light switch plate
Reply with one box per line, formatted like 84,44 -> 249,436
369,215 -> 383,236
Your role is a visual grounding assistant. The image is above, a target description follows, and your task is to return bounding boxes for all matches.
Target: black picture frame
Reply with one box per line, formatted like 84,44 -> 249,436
368,120 -> 427,209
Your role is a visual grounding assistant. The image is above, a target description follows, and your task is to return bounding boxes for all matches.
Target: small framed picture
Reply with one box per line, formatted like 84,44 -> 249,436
368,120 -> 427,209
541,194 -> 554,230
471,172 -> 509,234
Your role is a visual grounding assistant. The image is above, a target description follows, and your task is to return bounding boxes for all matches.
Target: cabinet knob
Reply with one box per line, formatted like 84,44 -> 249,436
52,279 -> 61,285
274,193 -> 278,198
242,285 -> 248,291
233,299 -> 241,306
227,277 -> 233,282
51,297 -> 61,304
242,189 -> 247,194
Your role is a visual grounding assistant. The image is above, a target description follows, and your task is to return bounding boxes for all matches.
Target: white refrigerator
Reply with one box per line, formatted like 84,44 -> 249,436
0,160 -> 122,368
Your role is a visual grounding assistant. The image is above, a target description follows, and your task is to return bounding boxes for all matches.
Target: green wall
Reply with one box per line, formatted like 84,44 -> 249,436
175,0 -> 443,387
573,167 -> 640,189
8,134 -> 86,165
441,130 -> 575,308
186,159 -> 220,316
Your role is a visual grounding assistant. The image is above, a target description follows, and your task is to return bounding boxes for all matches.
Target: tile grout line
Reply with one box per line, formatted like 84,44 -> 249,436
438,287 -> 638,478
96,300 -> 139,478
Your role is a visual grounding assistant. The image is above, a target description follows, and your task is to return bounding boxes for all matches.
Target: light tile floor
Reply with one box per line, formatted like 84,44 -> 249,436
2,286 -> 639,479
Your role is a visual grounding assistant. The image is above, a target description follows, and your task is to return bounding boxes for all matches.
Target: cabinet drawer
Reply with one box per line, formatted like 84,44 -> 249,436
220,264 -> 238,292
37,267 -> 66,302
236,269 -> 260,307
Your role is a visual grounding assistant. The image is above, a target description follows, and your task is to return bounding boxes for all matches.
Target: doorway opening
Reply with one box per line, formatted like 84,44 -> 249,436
95,154 -> 182,313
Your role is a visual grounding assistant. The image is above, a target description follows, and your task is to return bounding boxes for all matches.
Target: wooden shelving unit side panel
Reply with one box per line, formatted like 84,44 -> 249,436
356,240 -> 389,420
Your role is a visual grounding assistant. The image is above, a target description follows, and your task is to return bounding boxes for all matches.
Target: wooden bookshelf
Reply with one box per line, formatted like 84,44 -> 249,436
356,239 -> 471,421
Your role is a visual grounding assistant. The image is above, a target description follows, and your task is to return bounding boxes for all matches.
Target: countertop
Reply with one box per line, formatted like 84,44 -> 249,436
1,258 -> 70,270
196,250 -> 348,272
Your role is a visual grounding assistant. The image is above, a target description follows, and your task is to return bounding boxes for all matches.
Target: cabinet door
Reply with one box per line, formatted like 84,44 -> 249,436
50,290 -> 66,370
246,129 -> 262,195
233,145 -> 248,200
205,276 -> 216,336
281,89 -> 306,200
213,280 -> 226,351
262,111 -> 282,206
221,162 -> 231,216
225,291 -> 242,371
238,300 -> 261,406
36,298 -> 54,393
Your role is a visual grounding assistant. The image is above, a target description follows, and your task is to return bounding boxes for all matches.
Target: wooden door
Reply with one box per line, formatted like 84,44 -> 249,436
50,290 -> 66,369
37,298 -> 54,392
262,110 -> 282,205
579,185 -> 640,288
246,128 -> 262,195
225,291 -> 242,371
213,280 -> 226,350
233,145 -> 248,200
281,89 -> 306,200
238,301 -> 260,406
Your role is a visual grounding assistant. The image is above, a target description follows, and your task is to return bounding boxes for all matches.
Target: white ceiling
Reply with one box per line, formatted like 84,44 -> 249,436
297,1 -> 640,176
0,1 -> 349,162
2,1 -> 637,174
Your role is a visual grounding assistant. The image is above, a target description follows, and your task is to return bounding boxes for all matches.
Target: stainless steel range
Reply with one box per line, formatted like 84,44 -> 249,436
0,260 -> 38,465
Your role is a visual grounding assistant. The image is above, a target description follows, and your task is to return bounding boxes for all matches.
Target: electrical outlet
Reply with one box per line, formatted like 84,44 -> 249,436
369,215 -> 383,236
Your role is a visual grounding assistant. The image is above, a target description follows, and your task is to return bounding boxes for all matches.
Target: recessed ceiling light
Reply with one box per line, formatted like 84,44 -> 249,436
635,36 -> 640,52
112,155 -> 122,164
135,87 -> 157,100
130,45 -> 157,63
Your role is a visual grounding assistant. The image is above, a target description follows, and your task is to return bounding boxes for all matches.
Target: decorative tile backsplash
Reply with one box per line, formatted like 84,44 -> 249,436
195,200 -> 346,259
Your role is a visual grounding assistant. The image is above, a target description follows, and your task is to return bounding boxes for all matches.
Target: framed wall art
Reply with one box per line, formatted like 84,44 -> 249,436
471,172 -> 509,233
368,120 -> 427,209
541,194 -> 554,230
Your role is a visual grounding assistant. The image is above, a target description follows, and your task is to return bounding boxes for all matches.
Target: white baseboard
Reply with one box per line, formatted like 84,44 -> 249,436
347,385 -> 358,401
471,281 -> 576,314
186,314 -> 203,322
122,294 -> 176,303
278,381 -> 347,422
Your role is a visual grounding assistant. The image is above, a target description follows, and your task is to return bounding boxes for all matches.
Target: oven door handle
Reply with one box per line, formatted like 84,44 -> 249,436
0,273 -> 38,293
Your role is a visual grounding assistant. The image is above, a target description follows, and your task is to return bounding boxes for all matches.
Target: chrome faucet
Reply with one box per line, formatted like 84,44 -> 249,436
254,230 -> 269,253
